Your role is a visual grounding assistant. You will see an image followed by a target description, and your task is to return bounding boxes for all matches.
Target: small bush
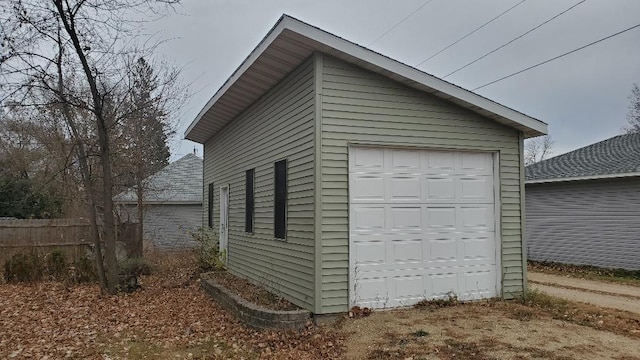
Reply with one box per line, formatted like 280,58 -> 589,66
69,256 -> 96,283
190,227 -> 225,272
4,251 -> 97,284
116,257 -> 152,293
45,250 -> 67,280
119,257 -> 152,277
4,252 -> 43,283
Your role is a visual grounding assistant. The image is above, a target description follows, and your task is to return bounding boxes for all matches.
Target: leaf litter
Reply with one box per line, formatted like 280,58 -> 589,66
0,251 -> 344,359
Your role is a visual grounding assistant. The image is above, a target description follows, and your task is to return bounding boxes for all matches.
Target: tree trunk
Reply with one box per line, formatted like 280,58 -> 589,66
55,0 -> 119,294
54,39 -> 107,292
97,124 -> 119,294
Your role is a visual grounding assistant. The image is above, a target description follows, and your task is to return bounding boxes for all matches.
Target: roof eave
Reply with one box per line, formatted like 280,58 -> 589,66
184,15 -> 547,144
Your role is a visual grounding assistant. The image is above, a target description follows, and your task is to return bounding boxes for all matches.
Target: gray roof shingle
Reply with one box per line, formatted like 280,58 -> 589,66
114,153 -> 203,204
525,133 -> 640,182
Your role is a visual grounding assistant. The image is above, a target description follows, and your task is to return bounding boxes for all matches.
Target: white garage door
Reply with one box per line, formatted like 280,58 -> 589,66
349,147 -> 500,308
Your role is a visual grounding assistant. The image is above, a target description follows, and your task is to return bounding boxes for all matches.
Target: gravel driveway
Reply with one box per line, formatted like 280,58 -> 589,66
528,272 -> 640,314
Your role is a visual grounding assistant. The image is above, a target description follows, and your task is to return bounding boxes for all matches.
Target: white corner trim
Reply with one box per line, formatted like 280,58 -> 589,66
526,172 -> 640,184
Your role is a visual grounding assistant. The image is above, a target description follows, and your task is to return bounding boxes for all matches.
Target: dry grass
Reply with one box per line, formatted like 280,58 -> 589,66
342,295 -> 640,360
529,261 -> 640,287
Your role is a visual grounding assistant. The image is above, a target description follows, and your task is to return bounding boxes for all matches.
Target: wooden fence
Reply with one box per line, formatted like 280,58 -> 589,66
0,218 -> 140,268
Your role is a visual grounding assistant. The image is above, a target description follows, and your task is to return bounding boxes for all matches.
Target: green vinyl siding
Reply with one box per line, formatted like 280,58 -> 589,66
203,57 -> 316,310
318,54 -> 525,313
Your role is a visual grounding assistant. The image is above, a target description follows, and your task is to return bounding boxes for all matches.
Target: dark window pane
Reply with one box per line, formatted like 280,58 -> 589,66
274,160 -> 287,239
245,169 -> 254,233
208,183 -> 214,228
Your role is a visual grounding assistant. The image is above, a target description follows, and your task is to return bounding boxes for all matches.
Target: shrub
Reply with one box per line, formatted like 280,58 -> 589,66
45,250 -> 67,280
119,257 -> 152,277
4,252 -> 44,283
3,251 -> 98,284
68,256 -> 97,283
116,257 -> 152,293
190,227 -> 225,272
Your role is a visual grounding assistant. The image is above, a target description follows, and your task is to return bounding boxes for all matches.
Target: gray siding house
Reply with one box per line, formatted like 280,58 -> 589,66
185,15 -> 547,314
526,133 -> 640,270
114,153 -> 203,250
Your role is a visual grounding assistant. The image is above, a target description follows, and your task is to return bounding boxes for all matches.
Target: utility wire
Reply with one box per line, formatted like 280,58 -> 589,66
472,22 -> 640,91
368,0 -> 436,46
443,0 -> 586,78
416,0 -> 527,67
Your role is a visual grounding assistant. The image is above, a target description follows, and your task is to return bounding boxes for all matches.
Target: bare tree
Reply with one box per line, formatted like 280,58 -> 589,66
524,135 -> 553,165
622,83 -> 640,134
0,0 -> 179,294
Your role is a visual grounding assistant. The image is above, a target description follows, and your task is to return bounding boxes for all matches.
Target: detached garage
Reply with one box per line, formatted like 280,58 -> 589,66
185,15 -> 547,314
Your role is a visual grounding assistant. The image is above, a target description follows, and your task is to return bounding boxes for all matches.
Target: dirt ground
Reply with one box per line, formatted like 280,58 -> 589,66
529,272 -> 640,314
342,301 -> 640,360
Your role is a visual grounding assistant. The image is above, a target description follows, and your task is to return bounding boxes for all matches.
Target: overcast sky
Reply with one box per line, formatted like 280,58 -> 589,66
147,0 -> 640,161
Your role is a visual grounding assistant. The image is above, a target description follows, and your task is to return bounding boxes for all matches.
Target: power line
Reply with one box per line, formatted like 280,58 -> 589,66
443,0 -> 586,79
416,0 -> 527,67
472,22 -> 640,91
368,0 -> 436,47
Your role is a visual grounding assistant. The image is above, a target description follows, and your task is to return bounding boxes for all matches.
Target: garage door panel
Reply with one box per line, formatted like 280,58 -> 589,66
424,151 -> 456,172
392,239 -> 423,264
352,147 -> 384,170
350,175 -> 385,201
394,275 -> 424,299
459,176 -> 494,201
390,150 -> 420,172
429,272 -> 460,298
427,236 -> 457,262
460,206 -> 494,231
352,240 -> 385,265
460,152 -> 493,174
461,235 -> 495,262
425,206 -> 456,230
388,175 -> 421,202
352,206 -> 385,232
350,147 -> 499,308
355,277 -> 387,305
424,177 -> 456,200
461,269 -> 497,300
390,206 -> 422,232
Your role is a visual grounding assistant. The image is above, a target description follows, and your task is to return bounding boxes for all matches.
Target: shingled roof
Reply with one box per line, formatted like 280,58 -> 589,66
114,153 -> 203,204
525,133 -> 640,183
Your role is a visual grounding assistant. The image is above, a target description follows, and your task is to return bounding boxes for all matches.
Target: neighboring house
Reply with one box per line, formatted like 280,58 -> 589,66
525,133 -> 640,270
114,153 -> 203,250
185,15 -> 547,314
